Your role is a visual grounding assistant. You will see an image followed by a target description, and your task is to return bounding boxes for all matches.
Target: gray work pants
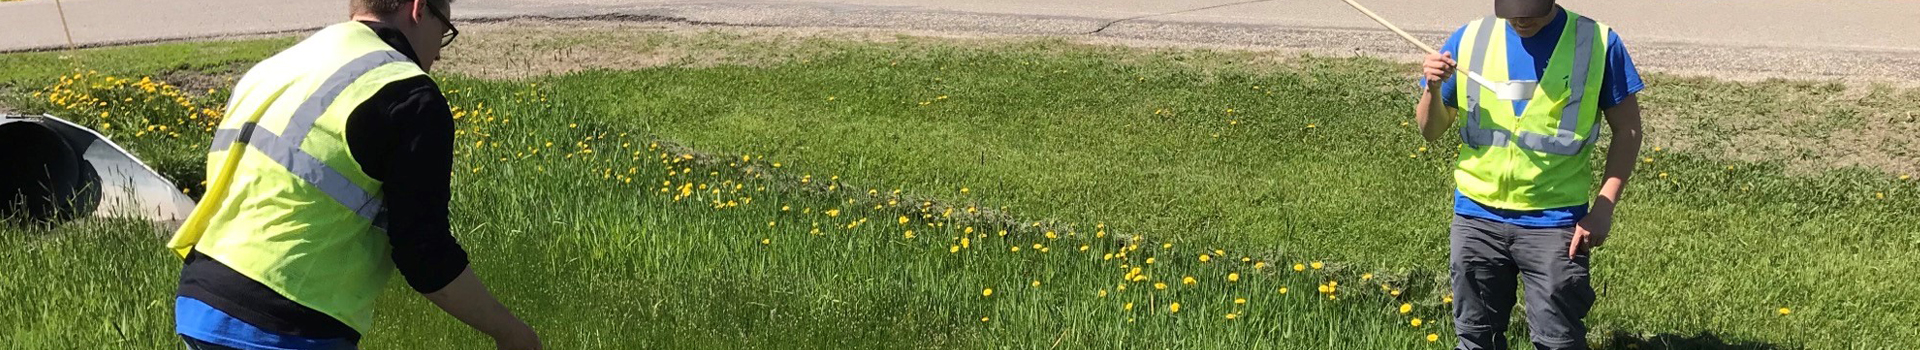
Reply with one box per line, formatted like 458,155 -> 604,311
1450,215 -> 1595,350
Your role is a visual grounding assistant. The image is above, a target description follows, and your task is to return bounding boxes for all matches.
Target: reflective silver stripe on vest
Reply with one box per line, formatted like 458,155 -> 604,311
1458,16 -> 1600,156
1513,16 -> 1598,156
208,51 -> 408,223
1459,16 -> 1508,149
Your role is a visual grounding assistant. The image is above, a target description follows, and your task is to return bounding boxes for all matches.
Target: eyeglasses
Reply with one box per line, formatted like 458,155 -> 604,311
423,3 -> 458,48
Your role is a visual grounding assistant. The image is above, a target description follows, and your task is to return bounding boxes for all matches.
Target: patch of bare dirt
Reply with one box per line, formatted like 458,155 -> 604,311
157,68 -> 238,96
1637,76 -> 1920,177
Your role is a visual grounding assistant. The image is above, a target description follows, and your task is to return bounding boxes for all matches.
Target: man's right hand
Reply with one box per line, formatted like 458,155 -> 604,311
1422,52 -> 1457,88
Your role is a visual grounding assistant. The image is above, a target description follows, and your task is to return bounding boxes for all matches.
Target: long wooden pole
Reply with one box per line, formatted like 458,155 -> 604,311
54,0 -> 75,49
1337,0 -> 1437,55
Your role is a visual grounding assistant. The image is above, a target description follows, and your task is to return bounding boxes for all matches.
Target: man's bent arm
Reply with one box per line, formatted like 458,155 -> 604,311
1416,83 -> 1457,142
1592,95 -> 1643,217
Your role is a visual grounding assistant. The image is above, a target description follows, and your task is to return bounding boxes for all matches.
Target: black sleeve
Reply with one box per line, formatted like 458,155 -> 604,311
345,75 -> 470,294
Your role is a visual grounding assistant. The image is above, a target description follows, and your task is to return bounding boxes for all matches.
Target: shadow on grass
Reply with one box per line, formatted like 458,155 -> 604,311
1597,331 -> 1797,350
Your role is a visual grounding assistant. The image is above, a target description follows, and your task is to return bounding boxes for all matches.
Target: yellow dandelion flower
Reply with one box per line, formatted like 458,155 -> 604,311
1361,273 -> 1373,281
997,230 -> 1008,237
1228,273 -> 1242,282
1031,280 -> 1042,288
1124,302 -> 1134,311
1169,302 -> 1182,313
1098,289 -> 1109,297
1162,242 -> 1173,249
1224,312 -> 1237,320
1234,298 -> 1247,305
1444,294 -> 1454,304
960,238 -> 971,248
1045,231 -> 1058,239
1293,263 -> 1306,271
1411,318 -> 1424,327
1400,303 -> 1413,314
1079,245 -> 1089,252
1278,287 -> 1288,294
1199,254 -> 1212,262
949,245 -> 960,253
1182,276 -> 1197,285
1310,261 -> 1325,269
903,230 -> 915,239
760,238 -> 771,245
1154,282 -> 1168,290
980,316 -> 989,322
1778,307 -> 1792,316
1146,257 -> 1156,264
1391,289 -> 1402,296
899,216 -> 910,225
1254,262 -> 1268,269
1427,333 -> 1440,342
1010,246 -> 1020,252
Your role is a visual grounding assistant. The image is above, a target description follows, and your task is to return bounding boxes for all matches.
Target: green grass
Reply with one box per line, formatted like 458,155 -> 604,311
4,30 -> 1917,349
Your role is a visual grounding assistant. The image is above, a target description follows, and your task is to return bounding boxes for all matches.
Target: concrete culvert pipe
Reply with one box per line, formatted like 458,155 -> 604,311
0,114 -> 195,233
0,119 -> 85,223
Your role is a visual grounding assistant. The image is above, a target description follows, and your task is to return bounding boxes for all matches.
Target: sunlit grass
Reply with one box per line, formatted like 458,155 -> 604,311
2,32 -> 1916,349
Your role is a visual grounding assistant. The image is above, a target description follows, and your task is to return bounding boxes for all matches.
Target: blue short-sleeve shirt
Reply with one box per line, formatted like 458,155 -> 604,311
1422,10 -> 1645,228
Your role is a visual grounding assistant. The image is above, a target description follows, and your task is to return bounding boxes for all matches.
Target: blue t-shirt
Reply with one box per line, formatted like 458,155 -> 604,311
1424,10 -> 1644,228
176,296 -> 351,349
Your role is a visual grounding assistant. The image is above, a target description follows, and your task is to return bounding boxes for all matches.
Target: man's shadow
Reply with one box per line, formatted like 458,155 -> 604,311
1596,331 -> 1795,350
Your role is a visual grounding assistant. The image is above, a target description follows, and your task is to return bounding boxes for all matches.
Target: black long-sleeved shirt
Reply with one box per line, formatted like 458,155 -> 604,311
177,21 -> 469,340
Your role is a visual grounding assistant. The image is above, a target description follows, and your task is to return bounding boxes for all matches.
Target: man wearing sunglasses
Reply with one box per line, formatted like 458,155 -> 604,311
168,0 -> 538,349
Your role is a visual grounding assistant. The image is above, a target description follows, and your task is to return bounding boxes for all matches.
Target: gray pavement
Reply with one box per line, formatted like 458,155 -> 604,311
3,0 -> 1919,81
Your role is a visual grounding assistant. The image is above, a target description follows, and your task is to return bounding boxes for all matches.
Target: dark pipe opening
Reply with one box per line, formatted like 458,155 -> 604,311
1,121 -> 83,224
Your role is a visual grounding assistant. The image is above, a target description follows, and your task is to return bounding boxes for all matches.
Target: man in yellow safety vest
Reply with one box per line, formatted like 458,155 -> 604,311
167,0 -> 541,349
1414,0 -> 1643,349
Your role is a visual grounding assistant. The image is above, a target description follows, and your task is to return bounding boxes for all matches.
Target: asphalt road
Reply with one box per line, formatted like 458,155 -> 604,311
3,0 -> 1917,81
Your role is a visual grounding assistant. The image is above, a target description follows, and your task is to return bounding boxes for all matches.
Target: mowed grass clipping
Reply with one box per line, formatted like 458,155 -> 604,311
2,29 -> 1917,349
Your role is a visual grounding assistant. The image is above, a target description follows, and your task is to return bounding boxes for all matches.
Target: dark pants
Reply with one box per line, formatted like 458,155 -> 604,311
1450,215 -> 1595,350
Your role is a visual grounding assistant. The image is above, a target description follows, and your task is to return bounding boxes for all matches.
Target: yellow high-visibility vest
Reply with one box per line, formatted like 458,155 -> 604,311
1453,12 -> 1610,210
167,21 -> 427,334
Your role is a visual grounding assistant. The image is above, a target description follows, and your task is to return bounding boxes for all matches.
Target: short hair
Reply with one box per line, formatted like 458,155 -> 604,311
351,0 -> 453,16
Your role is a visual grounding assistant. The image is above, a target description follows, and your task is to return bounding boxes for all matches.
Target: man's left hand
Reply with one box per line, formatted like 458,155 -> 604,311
1569,209 -> 1613,259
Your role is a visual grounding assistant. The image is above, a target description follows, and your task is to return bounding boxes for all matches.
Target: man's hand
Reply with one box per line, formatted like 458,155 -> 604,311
1414,52 -> 1460,142
1569,208 -> 1612,259
1422,52 -> 1457,88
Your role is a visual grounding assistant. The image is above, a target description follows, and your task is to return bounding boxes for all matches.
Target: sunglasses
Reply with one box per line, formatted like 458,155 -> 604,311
422,3 -> 458,48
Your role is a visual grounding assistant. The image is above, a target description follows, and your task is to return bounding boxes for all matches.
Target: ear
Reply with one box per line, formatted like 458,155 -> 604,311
409,0 -> 425,24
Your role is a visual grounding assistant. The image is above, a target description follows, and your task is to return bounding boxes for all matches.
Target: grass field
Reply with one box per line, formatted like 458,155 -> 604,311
2,25 -> 1916,349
